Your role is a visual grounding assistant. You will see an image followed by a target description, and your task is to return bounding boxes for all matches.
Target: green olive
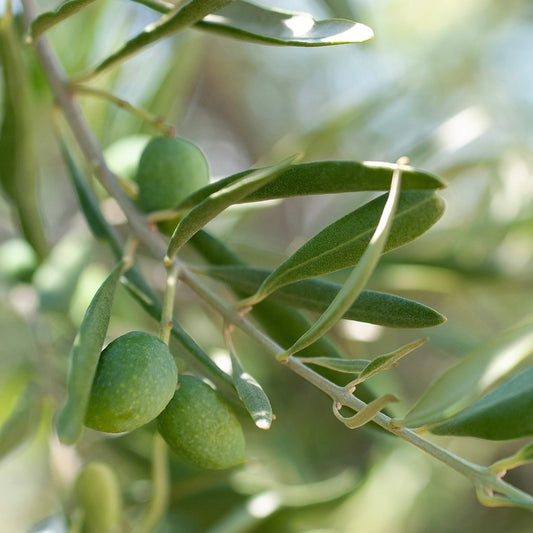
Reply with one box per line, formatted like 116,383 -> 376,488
85,331 -> 177,433
75,462 -> 122,533
157,375 -> 246,470
135,136 -> 209,213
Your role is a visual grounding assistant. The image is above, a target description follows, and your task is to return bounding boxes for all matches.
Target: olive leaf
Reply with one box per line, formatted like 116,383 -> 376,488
202,265 -> 446,328
241,190 -> 445,306
178,160 -> 446,211
129,0 -> 374,47
0,383 -> 41,460
90,0 -> 233,78
351,338 -> 428,385
60,138 -> 122,255
279,163 -> 403,358
0,9 -> 48,259
166,154 -> 299,260
29,0 -> 97,40
333,394 -> 398,429
402,318 -> 533,430
230,352 -> 273,430
197,1 -> 373,46
297,357 -> 369,374
429,365 -> 533,440
490,442 -> 533,474
56,261 -> 124,444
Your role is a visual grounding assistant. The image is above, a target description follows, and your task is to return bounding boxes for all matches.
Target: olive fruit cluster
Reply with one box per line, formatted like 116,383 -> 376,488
85,332 -> 245,469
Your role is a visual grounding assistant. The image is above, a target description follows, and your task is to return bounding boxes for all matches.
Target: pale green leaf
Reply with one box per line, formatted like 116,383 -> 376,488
353,338 -> 428,385
402,319 -> 533,429
197,1 -> 373,46
166,155 -> 298,260
297,357 -> 369,374
333,394 -> 398,429
230,353 -> 273,430
91,0 -> 233,77
29,0 -> 97,39
490,443 -> 533,473
57,262 -> 123,444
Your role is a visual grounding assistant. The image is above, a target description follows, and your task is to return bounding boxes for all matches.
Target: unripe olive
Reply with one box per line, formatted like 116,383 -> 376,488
135,136 -> 209,213
75,462 -> 122,533
0,238 -> 38,284
85,331 -> 177,433
157,375 -> 246,470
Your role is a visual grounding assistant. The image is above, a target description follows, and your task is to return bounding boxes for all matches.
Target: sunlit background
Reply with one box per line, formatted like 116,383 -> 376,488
1,0 -> 533,531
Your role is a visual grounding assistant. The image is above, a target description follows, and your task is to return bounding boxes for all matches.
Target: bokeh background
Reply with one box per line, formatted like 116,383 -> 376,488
1,0 -> 533,531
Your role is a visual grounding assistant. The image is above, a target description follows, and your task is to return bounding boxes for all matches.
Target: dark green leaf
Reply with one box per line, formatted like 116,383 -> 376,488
203,265 -> 445,328
29,0 -> 97,39
56,262 -> 123,444
197,1 -> 373,46
166,155 -> 297,259
402,319 -> 533,429
430,366 -> 533,440
91,0 -> 233,77
247,190 -> 446,303
178,160 -> 446,210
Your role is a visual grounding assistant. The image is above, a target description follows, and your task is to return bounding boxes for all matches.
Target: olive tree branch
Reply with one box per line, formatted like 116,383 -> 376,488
178,265 -> 533,511
22,0 -> 533,510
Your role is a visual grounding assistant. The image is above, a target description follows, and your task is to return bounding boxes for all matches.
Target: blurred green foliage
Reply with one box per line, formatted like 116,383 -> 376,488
1,0 -> 533,531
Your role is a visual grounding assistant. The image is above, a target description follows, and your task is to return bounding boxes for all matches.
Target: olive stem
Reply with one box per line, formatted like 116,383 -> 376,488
72,84 -> 176,137
21,0 -> 168,261
159,261 -> 181,346
179,265 -> 533,510
135,433 -> 170,533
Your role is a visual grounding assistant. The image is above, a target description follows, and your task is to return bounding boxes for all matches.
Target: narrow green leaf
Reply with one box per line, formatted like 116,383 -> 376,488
430,366 -> 533,440
297,357 -> 369,374
91,0 -> 233,77
197,1 -> 373,46
281,164 -> 403,357
29,0 -> 97,39
402,319 -> 533,429
230,353 -> 273,430
490,443 -> 533,474
166,155 -> 298,260
333,394 -> 398,429
0,383 -> 41,460
178,160 -> 446,211
56,261 -> 123,444
354,338 -> 428,385
243,190 -> 445,306
129,0 -> 374,47
60,139 -> 122,255
203,265 -> 446,328
0,9 -> 48,259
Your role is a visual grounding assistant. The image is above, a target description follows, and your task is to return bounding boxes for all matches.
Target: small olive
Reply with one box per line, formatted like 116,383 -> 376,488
85,331 -> 177,433
157,375 -> 246,470
135,136 -> 209,213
